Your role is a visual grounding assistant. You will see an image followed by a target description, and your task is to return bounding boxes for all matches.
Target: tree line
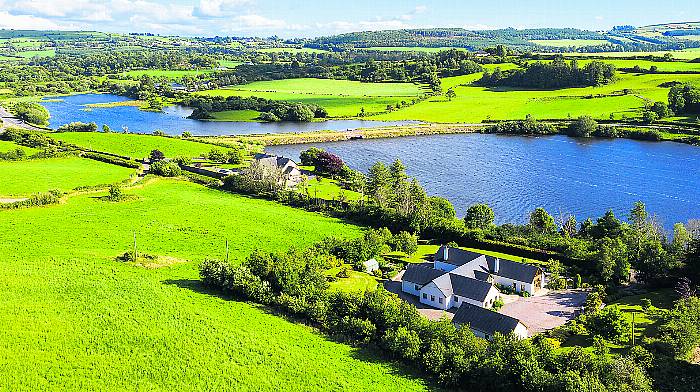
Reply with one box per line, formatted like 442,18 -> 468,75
182,95 -> 328,122
479,58 -> 616,88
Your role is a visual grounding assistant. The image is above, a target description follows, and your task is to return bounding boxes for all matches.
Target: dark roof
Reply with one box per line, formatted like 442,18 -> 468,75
487,258 -> 541,283
403,264 -> 445,286
453,303 -> 523,336
254,153 -> 298,169
435,245 -> 483,266
449,274 -> 494,302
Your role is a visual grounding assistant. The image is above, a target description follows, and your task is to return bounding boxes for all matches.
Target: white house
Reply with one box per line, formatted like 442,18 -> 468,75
453,303 -> 529,340
254,153 -> 303,187
400,246 -> 543,338
363,258 -> 380,274
433,246 -> 544,296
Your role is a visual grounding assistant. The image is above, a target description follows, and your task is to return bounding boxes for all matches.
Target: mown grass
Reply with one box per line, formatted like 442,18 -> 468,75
300,177 -> 363,201
0,139 -> 37,154
374,71 -> 700,123
50,132 -> 220,159
197,78 -> 426,117
326,266 -> 380,292
0,156 -> 135,196
0,179 -> 429,391
395,244 -> 546,266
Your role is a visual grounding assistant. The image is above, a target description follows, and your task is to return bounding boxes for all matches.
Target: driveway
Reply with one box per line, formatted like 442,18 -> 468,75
500,290 -> 588,334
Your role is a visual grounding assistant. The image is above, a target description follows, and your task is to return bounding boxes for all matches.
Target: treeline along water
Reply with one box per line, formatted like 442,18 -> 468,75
268,133 -> 700,231
40,94 -> 416,136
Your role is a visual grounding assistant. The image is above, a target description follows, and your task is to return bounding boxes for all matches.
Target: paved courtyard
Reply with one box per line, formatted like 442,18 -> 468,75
500,290 -> 588,334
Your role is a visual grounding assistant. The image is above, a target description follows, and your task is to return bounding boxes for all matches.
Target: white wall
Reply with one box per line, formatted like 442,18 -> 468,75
493,276 -> 534,295
513,323 -> 529,339
419,282 -> 449,310
401,280 -> 421,297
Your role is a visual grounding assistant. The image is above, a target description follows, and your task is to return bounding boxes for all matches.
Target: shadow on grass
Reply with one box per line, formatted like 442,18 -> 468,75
163,277 -> 444,391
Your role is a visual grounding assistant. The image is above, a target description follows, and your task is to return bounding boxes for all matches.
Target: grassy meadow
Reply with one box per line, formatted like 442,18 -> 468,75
197,78 -> 427,117
373,70 -> 700,123
0,139 -> 38,154
0,156 -> 135,196
0,178 -> 431,391
559,48 -> 700,60
50,132 -> 220,159
257,47 -> 329,54
207,109 -> 262,122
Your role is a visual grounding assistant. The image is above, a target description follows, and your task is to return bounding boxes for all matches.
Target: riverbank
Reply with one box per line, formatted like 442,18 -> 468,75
192,123 -> 486,146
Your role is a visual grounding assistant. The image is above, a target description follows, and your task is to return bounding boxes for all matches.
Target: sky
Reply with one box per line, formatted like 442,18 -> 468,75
0,0 -> 697,38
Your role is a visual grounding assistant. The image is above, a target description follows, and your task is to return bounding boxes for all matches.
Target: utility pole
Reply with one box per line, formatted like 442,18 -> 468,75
133,231 -> 138,261
225,239 -> 229,263
631,312 -> 636,347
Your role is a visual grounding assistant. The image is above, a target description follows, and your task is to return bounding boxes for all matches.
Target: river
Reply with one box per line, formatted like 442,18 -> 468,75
268,134 -> 700,231
39,94 -> 417,136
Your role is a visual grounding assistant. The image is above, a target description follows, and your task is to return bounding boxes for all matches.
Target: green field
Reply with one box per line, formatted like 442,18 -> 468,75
0,156 -> 135,196
207,109 -> 262,122
257,47 -> 329,54
15,49 -> 56,58
197,78 -> 426,117
373,71 -> 700,123
559,48 -> 700,60
120,69 -> 214,78
0,179 -> 429,391
218,60 -> 242,68
362,47 -> 465,53
50,132 -> 220,159
530,39 -> 610,48
0,140 -> 38,154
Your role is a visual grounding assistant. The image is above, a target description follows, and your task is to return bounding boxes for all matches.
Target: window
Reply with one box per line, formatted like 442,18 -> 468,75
414,284 -> 419,291
439,297 -> 443,304
422,293 -> 427,299
431,295 -> 435,302
453,296 -> 459,303
521,284 -> 525,292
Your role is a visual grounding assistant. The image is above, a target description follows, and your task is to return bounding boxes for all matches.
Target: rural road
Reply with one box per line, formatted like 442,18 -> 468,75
0,105 -> 47,132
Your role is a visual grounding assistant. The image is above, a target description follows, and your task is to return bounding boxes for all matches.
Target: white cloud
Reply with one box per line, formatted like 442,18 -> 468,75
400,5 -> 427,21
193,0 -> 253,18
0,10 -> 71,29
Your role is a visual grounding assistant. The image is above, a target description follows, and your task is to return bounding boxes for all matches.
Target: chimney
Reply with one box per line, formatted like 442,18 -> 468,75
494,258 -> 500,274
442,245 -> 449,261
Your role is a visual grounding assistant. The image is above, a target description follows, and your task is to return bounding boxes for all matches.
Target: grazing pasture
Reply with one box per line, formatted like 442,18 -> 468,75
361,47 -> 465,53
559,48 -> 700,60
206,109 -> 262,122
0,156 -> 135,196
0,179 -> 429,391
374,71 -> 700,123
14,49 -> 56,58
50,132 -> 219,159
0,140 -> 37,154
198,78 -> 427,117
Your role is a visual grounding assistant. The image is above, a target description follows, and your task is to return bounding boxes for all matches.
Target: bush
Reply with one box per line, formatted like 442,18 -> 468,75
57,122 -> 98,132
107,184 -> 123,201
492,297 -> 504,310
640,298 -> 653,312
0,148 -> 27,161
11,102 -> 49,126
150,160 -> 181,177
568,116 -> 597,137
391,231 -> 418,255
207,148 -> 227,163
172,156 -> 193,166
585,305 -> 629,342
149,149 -> 165,161
82,152 -> 141,168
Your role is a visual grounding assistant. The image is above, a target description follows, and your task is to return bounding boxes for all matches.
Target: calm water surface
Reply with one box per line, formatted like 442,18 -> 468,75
268,134 -> 700,230
40,94 -> 417,136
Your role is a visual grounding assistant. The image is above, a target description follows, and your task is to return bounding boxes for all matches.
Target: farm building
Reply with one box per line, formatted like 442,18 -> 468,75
452,303 -> 528,340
